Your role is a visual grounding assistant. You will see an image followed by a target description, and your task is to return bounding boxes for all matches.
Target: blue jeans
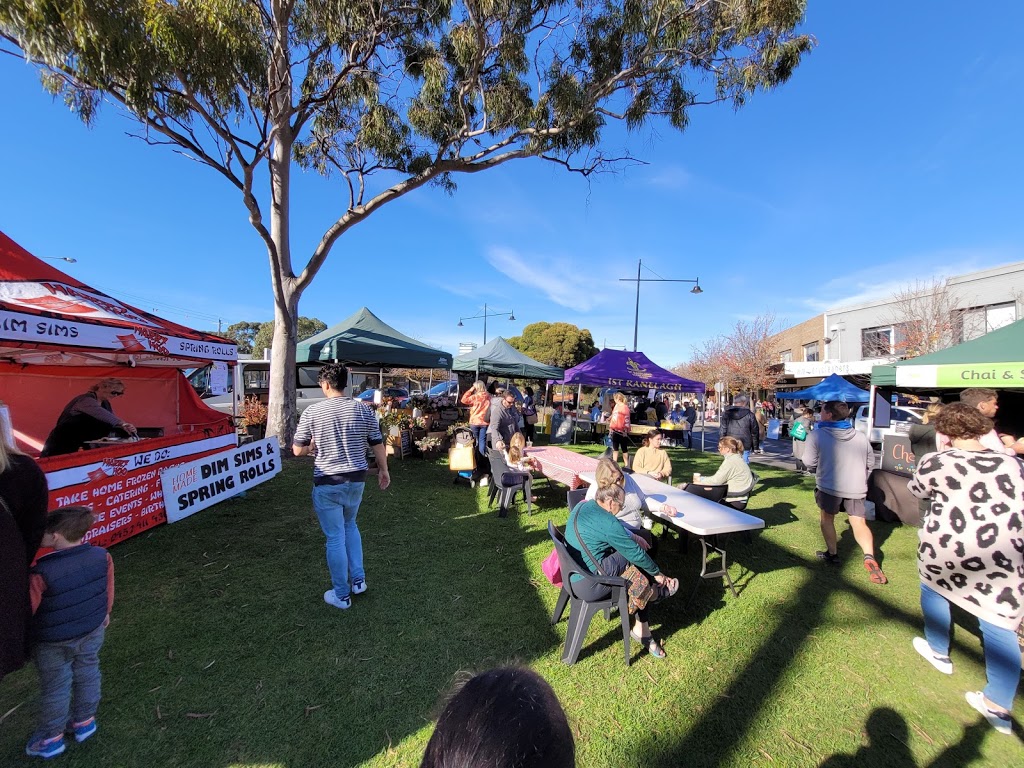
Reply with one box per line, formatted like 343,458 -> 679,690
742,450 -> 750,464
33,624 -> 105,741
470,425 -> 487,457
312,483 -> 366,600
920,582 -> 1020,711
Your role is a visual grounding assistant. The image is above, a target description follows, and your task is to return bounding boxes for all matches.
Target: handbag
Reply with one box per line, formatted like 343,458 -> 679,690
525,412 -> 539,425
790,421 -> 808,441
541,548 -> 562,587
572,512 -> 654,615
448,442 -> 476,471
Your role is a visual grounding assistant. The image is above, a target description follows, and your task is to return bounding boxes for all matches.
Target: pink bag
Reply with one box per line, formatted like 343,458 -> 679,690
541,548 -> 562,587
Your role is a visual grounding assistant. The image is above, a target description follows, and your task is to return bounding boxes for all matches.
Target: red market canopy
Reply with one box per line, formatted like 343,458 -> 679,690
0,230 -> 237,366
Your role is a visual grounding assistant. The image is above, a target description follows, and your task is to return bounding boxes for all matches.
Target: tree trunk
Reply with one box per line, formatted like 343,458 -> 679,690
266,288 -> 299,446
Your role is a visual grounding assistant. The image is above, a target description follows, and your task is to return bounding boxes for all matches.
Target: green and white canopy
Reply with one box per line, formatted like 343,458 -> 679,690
871,319 -> 1024,389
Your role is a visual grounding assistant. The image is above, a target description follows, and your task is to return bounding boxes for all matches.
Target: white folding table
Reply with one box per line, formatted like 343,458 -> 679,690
579,471 -> 765,597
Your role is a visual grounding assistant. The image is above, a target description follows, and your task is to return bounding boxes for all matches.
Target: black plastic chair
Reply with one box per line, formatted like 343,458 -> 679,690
566,488 -> 587,512
486,448 -> 531,517
683,483 -> 728,503
547,521 -> 631,665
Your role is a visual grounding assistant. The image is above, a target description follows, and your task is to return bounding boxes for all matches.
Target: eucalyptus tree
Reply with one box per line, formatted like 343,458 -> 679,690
1,0 -> 813,443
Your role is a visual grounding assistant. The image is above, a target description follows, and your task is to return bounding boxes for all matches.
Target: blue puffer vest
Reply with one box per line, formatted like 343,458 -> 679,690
31,545 -> 109,643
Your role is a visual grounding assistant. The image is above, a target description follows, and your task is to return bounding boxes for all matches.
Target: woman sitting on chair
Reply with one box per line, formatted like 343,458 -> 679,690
684,436 -> 755,509
584,458 -> 677,548
631,430 -> 672,481
566,483 -> 679,658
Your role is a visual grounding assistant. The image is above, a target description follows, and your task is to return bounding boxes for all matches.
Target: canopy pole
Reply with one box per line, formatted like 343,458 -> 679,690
867,384 -> 877,437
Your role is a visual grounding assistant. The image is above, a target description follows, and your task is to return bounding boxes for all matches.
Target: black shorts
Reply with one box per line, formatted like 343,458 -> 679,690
815,490 -> 867,518
611,431 -> 630,451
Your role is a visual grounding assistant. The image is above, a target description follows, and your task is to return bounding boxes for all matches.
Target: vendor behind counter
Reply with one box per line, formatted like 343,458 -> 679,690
40,378 -> 138,457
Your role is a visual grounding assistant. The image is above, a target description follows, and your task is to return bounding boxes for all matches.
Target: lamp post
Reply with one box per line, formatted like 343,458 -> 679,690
457,303 -> 515,344
619,258 -> 702,351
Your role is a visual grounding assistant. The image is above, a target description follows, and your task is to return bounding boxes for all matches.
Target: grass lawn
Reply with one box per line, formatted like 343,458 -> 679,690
1,443 -> 1019,766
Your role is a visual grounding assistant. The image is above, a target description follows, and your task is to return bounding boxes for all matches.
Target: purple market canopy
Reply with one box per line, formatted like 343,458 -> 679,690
553,349 -> 705,393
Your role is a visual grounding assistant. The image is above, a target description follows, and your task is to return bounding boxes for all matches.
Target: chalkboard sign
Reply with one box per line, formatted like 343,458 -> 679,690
881,434 -> 916,477
399,428 -> 413,459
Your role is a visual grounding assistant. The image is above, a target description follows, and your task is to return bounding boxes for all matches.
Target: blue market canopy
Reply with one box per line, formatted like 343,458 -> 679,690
776,373 -> 869,402
452,337 -> 564,380
296,307 -> 452,369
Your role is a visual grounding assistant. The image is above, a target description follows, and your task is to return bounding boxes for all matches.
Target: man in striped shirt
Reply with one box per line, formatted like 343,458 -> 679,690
293,363 -> 391,610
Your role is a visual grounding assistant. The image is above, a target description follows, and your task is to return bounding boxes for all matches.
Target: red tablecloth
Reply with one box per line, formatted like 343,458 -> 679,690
524,446 -> 601,489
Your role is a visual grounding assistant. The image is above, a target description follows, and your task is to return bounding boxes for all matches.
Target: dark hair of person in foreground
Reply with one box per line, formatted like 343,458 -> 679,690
420,667 -> 575,768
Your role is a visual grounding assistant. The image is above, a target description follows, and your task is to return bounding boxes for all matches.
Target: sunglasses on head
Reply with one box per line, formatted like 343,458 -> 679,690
110,390 -> 125,397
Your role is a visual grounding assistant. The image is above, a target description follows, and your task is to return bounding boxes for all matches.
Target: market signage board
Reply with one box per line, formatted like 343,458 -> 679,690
0,308 -> 237,361
895,363 -> 1024,388
162,437 -> 281,523
881,434 -> 916,477
45,434 -> 237,548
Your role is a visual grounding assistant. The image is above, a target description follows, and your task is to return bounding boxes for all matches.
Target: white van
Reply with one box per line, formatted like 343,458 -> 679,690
188,361 -> 326,416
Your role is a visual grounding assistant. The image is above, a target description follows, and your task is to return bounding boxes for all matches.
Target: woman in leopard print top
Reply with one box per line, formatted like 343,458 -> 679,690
908,402 -> 1024,731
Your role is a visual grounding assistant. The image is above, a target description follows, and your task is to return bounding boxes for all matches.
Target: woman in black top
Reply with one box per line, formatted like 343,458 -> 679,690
908,403 -> 943,460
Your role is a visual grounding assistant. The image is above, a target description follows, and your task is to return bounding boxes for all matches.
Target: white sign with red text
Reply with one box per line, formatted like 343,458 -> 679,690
162,437 -> 281,523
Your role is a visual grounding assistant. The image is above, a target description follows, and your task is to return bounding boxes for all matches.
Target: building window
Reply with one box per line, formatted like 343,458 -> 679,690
862,326 -> 893,358
957,302 -> 1017,342
779,349 -> 792,363
803,342 -> 819,362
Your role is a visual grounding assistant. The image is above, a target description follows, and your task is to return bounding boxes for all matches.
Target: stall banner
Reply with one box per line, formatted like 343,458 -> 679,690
163,437 -> 281,523
46,434 -> 237,548
895,363 -> 1024,388
0,307 -> 236,361
210,361 -> 229,394
881,434 -> 916,477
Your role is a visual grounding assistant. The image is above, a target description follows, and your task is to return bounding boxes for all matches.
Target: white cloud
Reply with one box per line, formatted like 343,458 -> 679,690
484,246 -> 613,312
801,247 -> 1024,312
642,165 -> 692,190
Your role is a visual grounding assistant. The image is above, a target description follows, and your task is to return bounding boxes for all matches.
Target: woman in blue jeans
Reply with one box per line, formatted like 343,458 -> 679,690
908,402 -> 1024,735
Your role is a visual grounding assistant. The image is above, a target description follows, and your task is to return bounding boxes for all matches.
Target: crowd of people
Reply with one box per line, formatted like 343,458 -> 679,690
3,373 -> 1022,763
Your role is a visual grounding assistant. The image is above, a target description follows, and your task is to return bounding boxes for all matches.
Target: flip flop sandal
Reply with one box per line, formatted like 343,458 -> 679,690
864,558 -> 888,585
656,577 -> 679,600
630,631 -> 667,659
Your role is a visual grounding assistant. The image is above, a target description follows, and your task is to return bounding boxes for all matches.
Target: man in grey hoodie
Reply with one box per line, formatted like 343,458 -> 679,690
802,401 -> 887,584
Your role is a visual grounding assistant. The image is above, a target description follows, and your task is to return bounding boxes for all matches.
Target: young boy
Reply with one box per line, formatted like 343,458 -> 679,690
25,506 -> 113,759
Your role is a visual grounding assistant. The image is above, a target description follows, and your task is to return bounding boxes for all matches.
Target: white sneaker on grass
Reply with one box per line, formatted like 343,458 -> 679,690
912,636 -> 953,674
965,691 -> 1012,735
351,578 -> 367,595
323,590 -> 351,610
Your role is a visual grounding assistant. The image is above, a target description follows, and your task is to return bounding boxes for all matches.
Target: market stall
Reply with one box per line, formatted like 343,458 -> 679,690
0,230 -> 240,547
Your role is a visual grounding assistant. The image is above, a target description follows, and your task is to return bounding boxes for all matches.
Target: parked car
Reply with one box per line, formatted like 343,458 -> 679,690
356,387 -> 409,403
854,404 -> 926,445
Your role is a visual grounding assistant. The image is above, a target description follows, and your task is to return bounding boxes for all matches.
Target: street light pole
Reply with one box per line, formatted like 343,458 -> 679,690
619,258 -> 702,351
457,303 -> 515,344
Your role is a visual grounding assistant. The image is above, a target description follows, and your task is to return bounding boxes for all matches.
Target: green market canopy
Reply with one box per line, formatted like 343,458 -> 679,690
452,337 -> 564,380
871,319 -> 1024,389
296,307 -> 452,369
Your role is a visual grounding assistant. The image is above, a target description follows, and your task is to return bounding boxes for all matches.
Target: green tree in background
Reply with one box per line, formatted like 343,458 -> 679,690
0,1 -> 813,443
251,317 -> 327,359
222,321 -> 262,355
508,322 -> 598,368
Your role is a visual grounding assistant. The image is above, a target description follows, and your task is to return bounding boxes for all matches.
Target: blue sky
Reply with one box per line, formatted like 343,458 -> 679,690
2,2 -> 1023,369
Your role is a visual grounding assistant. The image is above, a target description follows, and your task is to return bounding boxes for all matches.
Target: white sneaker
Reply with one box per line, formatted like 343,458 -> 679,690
351,578 -> 367,595
912,637 -> 952,674
323,590 -> 351,610
480,476 -> 489,487
965,691 -> 1013,735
